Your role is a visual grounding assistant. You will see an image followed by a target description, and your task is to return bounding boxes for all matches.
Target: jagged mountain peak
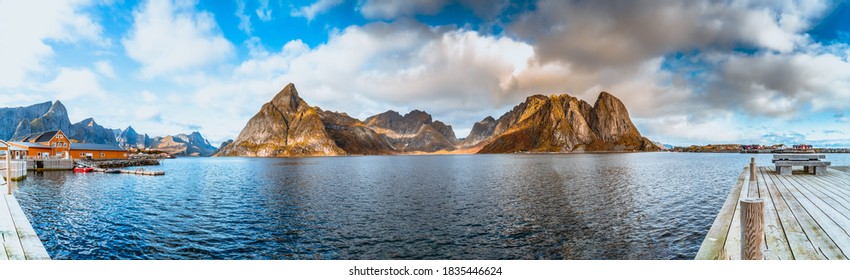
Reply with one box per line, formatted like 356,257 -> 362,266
216,83 -> 343,157
47,100 -> 67,114
80,117 -> 96,125
70,116 -> 117,145
271,83 -> 302,110
590,90 -> 639,143
477,91 -> 657,153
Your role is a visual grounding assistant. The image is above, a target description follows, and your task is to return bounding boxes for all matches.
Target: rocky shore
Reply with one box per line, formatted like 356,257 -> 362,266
83,158 -> 161,169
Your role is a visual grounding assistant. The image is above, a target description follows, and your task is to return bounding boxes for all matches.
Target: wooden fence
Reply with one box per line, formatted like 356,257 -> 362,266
26,159 -> 73,170
1,160 -> 27,181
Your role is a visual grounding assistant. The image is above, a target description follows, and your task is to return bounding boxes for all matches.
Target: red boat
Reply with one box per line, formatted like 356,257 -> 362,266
73,167 -> 93,173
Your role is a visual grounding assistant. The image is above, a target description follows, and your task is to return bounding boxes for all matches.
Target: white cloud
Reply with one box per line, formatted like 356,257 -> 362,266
509,0 -> 829,69
45,68 -> 107,100
0,93 -> 44,105
94,60 -> 115,78
256,0 -> 272,21
291,0 -> 342,21
705,50 -> 850,117
10,0 -> 836,147
276,21 -> 537,125
122,0 -> 235,78
141,90 -> 158,103
358,0 -> 449,19
0,0 -> 105,87
184,19 -> 768,142
640,113 -> 746,145
235,0 -> 252,34
180,21 -> 543,140
134,105 -> 161,121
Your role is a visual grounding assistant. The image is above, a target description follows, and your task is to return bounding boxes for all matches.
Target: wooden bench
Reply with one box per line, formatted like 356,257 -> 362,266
773,154 -> 831,175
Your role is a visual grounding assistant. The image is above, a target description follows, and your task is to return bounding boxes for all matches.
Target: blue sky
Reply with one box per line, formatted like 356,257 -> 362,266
1,0 -> 850,147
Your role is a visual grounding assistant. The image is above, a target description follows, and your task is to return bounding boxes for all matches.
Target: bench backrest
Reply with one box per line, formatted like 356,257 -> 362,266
773,154 -> 826,161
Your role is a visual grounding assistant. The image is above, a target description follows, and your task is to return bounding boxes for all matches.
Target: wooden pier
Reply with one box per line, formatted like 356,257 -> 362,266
696,165 -> 850,260
0,193 -> 50,260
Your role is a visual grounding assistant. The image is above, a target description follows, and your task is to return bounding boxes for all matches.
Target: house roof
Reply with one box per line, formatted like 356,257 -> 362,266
7,142 -> 49,148
12,131 -> 60,143
0,142 -> 27,151
70,143 -> 126,152
11,132 -> 40,142
34,131 -> 59,142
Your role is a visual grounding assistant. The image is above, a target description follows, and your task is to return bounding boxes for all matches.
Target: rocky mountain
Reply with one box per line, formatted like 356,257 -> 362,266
476,92 -> 658,153
316,108 -> 396,155
652,141 -> 672,151
218,139 -> 234,150
216,83 -> 345,157
364,110 -> 458,152
7,101 -> 73,140
115,126 -> 153,149
115,126 -> 220,156
219,83 -> 658,157
462,116 -> 497,147
69,118 -> 118,145
148,132 -> 218,157
3,101 -> 115,144
0,101 -> 53,140
2,100 -> 220,156
28,101 -> 73,136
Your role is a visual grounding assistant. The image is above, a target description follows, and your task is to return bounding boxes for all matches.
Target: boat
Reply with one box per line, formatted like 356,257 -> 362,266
73,166 -> 93,173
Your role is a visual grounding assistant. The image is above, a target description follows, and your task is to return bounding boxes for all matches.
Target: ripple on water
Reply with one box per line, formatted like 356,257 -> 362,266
15,153 -> 845,259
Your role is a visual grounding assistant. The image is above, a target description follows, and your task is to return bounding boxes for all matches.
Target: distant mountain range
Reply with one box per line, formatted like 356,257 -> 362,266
112,127 -> 218,157
0,101 -> 218,157
4,84 -> 660,158
217,83 -> 660,156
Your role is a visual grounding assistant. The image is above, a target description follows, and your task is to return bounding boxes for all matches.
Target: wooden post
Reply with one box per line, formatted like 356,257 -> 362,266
749,157 -> 756,181
6,146 -> 11,195
740,198 -> 764,260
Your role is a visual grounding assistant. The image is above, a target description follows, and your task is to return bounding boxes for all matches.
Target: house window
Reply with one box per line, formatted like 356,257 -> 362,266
80,152 -> 85,156
100,153 -> 105,158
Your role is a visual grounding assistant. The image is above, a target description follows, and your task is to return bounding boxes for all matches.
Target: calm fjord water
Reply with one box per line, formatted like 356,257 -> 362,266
15,153 -> 850,260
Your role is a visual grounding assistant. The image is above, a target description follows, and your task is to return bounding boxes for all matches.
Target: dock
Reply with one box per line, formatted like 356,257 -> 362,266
75,160 -> 164,176
696,165 -> 850,260
0,193 -> 50,260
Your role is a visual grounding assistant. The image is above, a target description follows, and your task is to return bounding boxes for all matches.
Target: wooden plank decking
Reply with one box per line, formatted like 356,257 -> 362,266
0,191 -> 50,260
696,165 -> 850,260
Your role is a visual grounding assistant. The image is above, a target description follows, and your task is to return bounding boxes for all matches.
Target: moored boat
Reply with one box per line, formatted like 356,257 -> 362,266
73,166 -> 93,173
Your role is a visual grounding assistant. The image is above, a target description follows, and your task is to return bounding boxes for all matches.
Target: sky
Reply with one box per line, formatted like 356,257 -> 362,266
1,0 -> 850,147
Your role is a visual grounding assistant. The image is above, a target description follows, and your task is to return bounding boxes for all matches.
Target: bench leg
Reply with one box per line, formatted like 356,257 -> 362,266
804,166 -> 813,174
779,166 -> 791,176
815,166 -> 827,176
